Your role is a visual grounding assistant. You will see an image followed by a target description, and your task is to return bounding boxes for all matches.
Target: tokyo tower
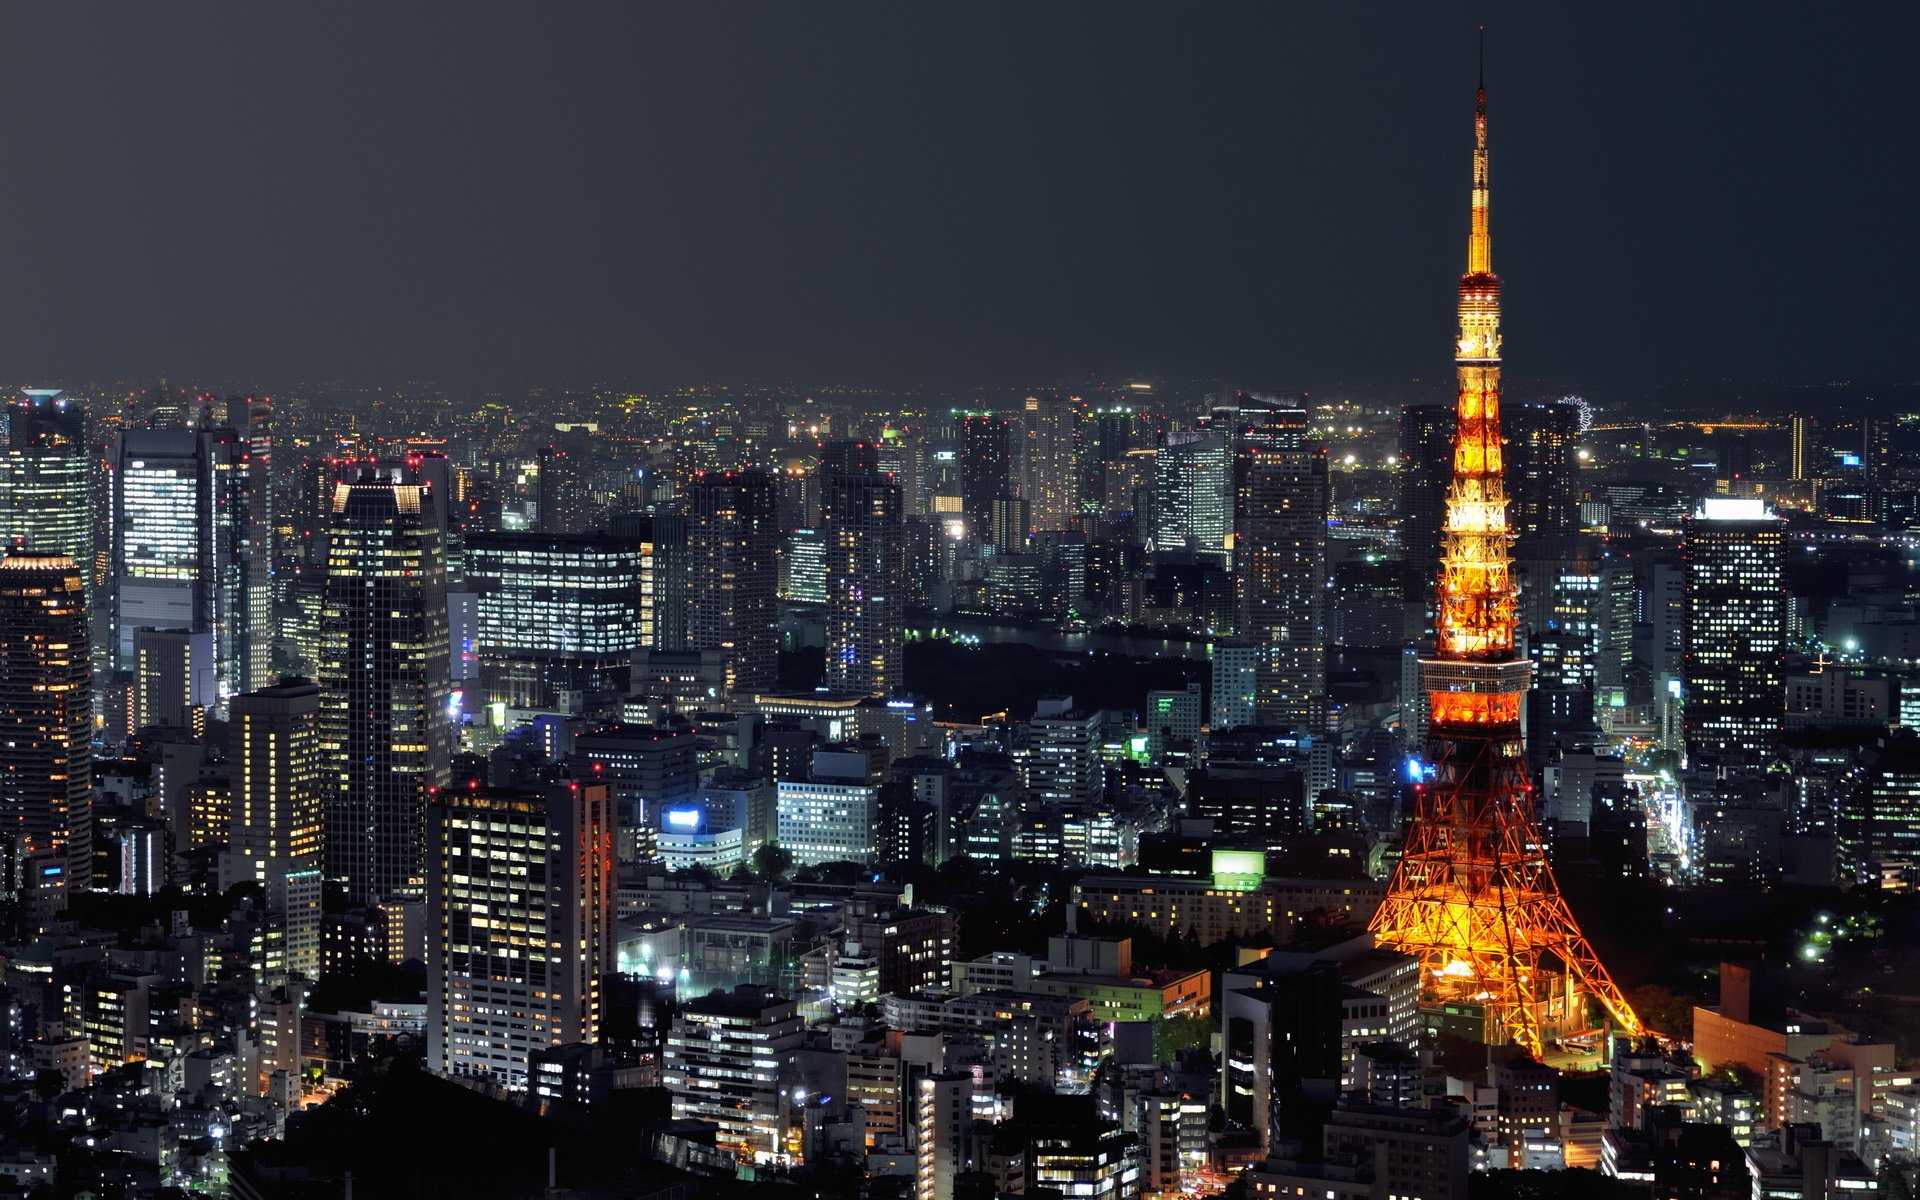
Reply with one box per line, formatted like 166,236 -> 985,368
1368,49 -> 1641,1057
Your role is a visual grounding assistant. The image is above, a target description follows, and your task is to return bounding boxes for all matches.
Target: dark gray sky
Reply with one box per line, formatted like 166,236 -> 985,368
0,4 -> 1911,392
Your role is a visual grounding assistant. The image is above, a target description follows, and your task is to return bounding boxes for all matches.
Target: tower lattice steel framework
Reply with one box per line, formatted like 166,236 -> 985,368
1368,53 -> 1641,1057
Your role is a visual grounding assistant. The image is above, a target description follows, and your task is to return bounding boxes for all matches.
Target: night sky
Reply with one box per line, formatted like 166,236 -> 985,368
0,4 -> 1910,394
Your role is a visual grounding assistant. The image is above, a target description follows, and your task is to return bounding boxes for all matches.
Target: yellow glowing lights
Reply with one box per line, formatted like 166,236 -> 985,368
1370,68 -> 1641,1059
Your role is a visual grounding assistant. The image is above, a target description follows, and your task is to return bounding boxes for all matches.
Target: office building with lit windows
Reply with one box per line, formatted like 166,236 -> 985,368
664,985 -> 804,1163
467,530 -> 642,711
1153,431 -> 1230,566
1682,499 -> 1786,761
318,467 -> 452,905
226,679 -> 324,979
110,423 -> 272,704
0,389 -> 91,586
776,776 -> 880,868
0,553 -> 92,900
427,780 -> 614,1091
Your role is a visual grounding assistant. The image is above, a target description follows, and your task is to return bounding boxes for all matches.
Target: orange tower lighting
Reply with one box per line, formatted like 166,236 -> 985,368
1369,45 -> 1641,1058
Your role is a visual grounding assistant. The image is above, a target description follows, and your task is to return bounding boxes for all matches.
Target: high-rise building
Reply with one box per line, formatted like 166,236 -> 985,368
535,446 -> 590,534
1861,416 -> 1889,484
1789,416 -> 1813,482
988,496 -> 1030,553
915,1071 -> 973,1200
109,425 -> 271,703
0,389 -> 92,585
960,413 -> 1013,536
427,780 -> 614,1090
216,394 -> 274,698
467,531 -> 642,711
664,985 -> 804,1163
1369,63 -> 1638,1057
1504,402 -> 1582,554
0,553 -> 92,901
1210,643 -> 1260,731
132,627 -> 213,736
1153,431 -> 1231,566
1020,394 -> 1085,532
687,471 -> 779,694
1234,437 -> 1329,730
1682,498 -> 1786,762
318,467 -> 452,904
1838,732 -> 1920,888
821,443 -> 905,698
621,512 -> 691,652
780,526 -> 828,605
1399,404 -> 1456,603
227,679 -> 324,978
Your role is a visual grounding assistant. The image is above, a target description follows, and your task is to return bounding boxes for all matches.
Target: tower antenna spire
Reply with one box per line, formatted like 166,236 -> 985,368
1369,38 -> 1641,1061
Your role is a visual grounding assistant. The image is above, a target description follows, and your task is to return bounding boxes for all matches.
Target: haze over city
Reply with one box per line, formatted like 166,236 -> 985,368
0,4 -> 1907,393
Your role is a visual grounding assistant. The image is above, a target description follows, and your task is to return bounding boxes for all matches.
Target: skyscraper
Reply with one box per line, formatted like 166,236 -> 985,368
227,679 -> 324,979
0,553 -> 92,902
1370,60 -> 1637,1056
1153,431 -> 1231,566
1399,404 -> 1455,604
427,780 -> 614,1090
688,471 -> 779,694
110,425 -> 271,704
535,446 -> 590,534
1503,402 -> 1581,554
959,413 -> 1013,536
318,467 -> 452,904
1020,394 -> 1085,532
0,389 -> 92,581
1682,498 -> 1786,762
1234,434 -> 1329,730
466,531 -> 642,710
821,443 -> 905,697
1788,415 -> 1813,482
625,512 -> 691,652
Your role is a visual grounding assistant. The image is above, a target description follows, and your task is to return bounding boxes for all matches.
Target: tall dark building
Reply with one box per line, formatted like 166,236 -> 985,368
820,443 -> 905,698
614,512 -> 692,652
1398,404 -> 1454,603
959,413 -> 1012,536
1234,429 -> 1329,731
687,471 -> 779,694
319,468 -> 453,904
0,553 -> 92,902
1503,401 -> 1581,554
1682,499 -> 1786,762
536,446 -> 590,534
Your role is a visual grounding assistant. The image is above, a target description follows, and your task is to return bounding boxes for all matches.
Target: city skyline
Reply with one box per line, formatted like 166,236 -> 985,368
0,15 -> 1910,1199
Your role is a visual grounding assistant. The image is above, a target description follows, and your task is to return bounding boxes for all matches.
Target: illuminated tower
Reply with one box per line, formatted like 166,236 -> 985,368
1369,55 -> 1639,1056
